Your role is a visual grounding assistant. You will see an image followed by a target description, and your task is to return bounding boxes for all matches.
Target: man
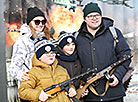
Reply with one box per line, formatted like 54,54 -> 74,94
76,2 -> 131,102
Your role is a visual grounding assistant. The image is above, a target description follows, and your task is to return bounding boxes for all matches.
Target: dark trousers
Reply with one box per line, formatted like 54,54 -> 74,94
85,97 -> 123,102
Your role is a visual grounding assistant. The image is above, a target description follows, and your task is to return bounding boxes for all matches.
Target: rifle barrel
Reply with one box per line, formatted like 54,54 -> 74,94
76,54 -> 132,99
43,68 -> 95,96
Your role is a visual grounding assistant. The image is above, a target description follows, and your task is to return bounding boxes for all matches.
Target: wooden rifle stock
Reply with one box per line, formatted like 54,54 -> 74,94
76,54 -> 132,99
76,74 -> 101,99
44,85 -> 81,102
45,85 -> 61,95
43,68 -> 95,102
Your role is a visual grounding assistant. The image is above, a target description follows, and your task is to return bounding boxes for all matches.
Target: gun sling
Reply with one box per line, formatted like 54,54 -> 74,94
89,68 -> 116,96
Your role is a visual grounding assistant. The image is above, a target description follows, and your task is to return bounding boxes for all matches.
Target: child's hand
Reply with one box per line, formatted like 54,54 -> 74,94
79,85 -> 89,97
39,90 -> 51,101
21,72 -> 30,81
68,88 -> 76,97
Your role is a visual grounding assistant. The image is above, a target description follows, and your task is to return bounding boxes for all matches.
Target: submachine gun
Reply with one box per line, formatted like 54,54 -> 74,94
43,67 -> 96,102
76,54 -> 132,99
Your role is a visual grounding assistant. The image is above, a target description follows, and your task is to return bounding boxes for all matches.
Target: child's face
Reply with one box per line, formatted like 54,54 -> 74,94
39,51 -> 56,65
63,42 -> 75,55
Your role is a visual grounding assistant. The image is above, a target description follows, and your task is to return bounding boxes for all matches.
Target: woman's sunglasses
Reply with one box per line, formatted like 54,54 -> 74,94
33,20 -> 46,25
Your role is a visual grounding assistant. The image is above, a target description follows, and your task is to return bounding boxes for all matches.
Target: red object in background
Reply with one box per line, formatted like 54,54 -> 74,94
5,22 -> 21,46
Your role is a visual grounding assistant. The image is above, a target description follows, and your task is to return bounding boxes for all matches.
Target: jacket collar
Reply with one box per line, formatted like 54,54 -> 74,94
56,46 -> 78,62
20,24 -> 45,41
79,17 -> 114,38
32,53 -> 58,71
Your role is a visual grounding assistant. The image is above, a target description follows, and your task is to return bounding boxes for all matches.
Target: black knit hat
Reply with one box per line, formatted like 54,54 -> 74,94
83,2 -> 102,18
58,31 -> 75,49
27,7 -> 46,25
34,37 -> 56,59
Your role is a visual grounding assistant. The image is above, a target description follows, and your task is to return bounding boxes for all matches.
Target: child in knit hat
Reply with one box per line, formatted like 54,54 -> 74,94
18,37 -> 77,102
56,31 -> 82,88
55,31 -> 88,99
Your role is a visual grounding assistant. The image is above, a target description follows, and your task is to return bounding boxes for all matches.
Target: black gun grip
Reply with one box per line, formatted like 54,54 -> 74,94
109,77 -> 114,83
70,96 -> 82,102
105,73 -> 114,83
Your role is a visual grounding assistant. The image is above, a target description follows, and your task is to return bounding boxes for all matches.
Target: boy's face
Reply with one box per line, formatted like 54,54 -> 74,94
39,51 -> 56,65
63,42 -> 75,55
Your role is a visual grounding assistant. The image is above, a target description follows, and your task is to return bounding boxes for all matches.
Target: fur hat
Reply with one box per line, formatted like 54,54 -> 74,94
57,31 -> 75,49
27,7 -> 46,25
83,2 -> 102,18
34,37 -> 56,59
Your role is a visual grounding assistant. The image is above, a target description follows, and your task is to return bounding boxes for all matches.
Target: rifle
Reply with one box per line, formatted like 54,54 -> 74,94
76,54 -> 132,99
43,68 -> 95,102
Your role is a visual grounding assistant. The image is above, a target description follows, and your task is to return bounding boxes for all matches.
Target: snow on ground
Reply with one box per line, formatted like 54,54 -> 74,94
124,55 -> 138,102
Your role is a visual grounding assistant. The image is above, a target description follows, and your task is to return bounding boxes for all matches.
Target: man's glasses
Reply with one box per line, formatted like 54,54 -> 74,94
87,14 -> 101,19
33,20 -> 46,25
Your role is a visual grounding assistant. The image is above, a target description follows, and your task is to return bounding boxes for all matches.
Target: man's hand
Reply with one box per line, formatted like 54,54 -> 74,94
109,74 -> 119,87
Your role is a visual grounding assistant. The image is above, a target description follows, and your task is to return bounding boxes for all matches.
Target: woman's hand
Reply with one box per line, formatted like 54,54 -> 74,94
39,90 -> 51,101
21,72 -> 30,81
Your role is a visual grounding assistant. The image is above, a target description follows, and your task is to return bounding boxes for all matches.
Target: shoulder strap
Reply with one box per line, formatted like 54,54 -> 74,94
73,31 -> 79,39
109,27 -> 119,48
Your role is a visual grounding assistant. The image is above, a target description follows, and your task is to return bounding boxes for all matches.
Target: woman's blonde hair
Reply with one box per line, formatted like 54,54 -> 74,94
44,26 -> 50,40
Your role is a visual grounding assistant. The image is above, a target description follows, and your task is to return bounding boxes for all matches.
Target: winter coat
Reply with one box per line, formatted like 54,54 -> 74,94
76,17 -> 131,101
56,47 -> 82,89
10,24 -> 45,81
18,54 -> 74,102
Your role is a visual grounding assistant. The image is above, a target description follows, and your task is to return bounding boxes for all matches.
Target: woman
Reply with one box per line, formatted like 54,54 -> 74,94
9,7 -> 48,102
10,6 -> 47,82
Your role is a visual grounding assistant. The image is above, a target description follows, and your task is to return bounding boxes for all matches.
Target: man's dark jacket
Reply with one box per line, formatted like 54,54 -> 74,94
76,17 -> 131,101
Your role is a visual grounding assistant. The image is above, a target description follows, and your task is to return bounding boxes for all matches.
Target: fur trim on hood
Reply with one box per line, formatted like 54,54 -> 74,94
19,23 -> 45,37
20,23 -> 31,35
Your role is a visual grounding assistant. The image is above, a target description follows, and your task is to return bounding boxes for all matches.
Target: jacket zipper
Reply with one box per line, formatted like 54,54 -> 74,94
90,36 -> 96,73
49,66 -> 55,83
50,66 -> 53,72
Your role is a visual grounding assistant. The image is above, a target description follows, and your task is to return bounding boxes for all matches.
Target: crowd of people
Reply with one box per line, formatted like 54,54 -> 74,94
9,2 -> 131,102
